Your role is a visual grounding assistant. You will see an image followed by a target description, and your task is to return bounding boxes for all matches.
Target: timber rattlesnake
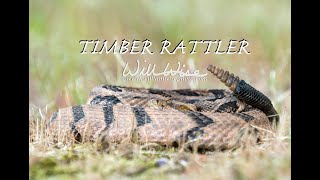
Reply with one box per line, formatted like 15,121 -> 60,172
48,65 -> 279,151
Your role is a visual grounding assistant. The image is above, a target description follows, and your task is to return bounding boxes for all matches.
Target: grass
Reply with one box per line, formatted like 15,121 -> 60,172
29,114 -> 290,180
29,144 -> 290,180
29,100 -> 291,179
29,0 -> 291,179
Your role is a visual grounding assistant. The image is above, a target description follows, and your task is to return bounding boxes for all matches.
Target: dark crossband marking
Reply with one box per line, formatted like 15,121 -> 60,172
102,105 -> 114,128
208,89 -> 226,99
149,89 -> 172,98
97,96 -> 122,128
90,95 -> 121,106
131,107 -> 152,127
132,96 -> 145,99
216,101 -> 238,113
102,85 -> 123,92
185,99 -> 199,104
180,111 -> 215,140
174,89 -> 201,96
46,111 -> 58,128
95,96 -> 122,138
233,113 -> 254,122
71,105 -> 85,142
206,98 -> 223,102
184,127 -> 204,141
122,95 -> 146,100
72,106 -> 85,123
49,112 -> 58,123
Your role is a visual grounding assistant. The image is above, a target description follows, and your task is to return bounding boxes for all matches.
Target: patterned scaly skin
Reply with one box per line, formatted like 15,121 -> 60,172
48,65 -> 278,151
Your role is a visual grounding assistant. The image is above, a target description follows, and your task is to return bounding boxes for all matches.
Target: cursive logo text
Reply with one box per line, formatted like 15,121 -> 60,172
122,60 -> 207,78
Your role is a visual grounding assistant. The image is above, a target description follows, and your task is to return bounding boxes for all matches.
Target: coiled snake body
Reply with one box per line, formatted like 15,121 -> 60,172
48,65 -> 279,151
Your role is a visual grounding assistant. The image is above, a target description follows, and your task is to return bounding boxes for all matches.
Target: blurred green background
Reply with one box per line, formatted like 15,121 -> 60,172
29,0 -> 291,114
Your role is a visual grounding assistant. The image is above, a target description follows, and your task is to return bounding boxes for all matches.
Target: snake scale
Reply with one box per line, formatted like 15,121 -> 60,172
48,65 -> 279,151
